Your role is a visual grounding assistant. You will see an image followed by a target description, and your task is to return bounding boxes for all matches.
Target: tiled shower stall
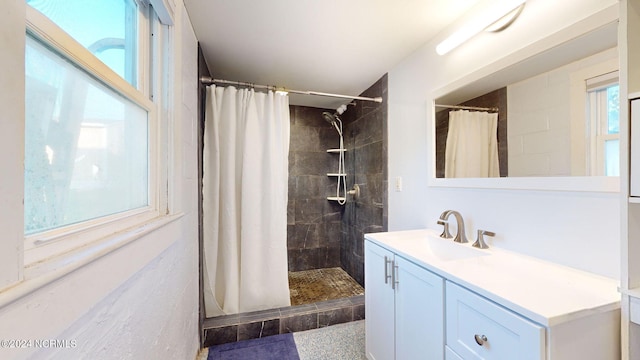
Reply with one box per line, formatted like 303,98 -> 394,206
288,74 -> 388,286
199,50 -> 388,344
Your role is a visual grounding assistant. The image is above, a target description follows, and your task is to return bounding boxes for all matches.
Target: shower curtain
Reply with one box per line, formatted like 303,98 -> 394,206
444,110 -> 499,178
202,85 -> 291,317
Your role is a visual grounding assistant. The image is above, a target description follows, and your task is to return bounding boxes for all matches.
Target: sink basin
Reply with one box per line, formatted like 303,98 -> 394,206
417,234 -> 490,261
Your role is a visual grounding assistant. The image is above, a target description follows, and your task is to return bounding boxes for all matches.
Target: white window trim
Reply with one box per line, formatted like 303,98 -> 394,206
587,75 -> 619,176
568,54 -> 618,176
6,214 -> 183,308
26,6 -> 152,112
150,7 -> 172,215
145,0 -> 176,26
23,4 -> 172,272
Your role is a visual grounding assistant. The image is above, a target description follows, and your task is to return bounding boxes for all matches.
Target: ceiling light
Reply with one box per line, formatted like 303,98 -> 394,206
436,0 -> 526,56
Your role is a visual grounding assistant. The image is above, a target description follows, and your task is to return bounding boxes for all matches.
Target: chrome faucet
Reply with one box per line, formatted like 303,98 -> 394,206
438,210 -> 468,243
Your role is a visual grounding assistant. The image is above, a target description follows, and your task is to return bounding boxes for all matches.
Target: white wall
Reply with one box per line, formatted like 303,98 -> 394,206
388,0 -> 621,278
0,2 -> 201,360
508,65 -> 573,177
508,48 -> 618,177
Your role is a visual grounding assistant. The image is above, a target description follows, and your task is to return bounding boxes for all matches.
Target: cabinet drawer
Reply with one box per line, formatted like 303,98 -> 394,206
445,346 -> 463,360
446,282 -> 545,360
630,296 -> 640,325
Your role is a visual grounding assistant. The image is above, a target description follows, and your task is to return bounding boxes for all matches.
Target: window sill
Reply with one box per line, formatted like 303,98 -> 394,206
0,213 -> 183,310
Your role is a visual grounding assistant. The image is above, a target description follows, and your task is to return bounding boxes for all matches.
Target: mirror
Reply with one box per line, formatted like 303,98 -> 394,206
433,21 -> 618,180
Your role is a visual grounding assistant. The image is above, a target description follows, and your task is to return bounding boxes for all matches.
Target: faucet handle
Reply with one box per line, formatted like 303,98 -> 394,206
437,220 -> 452,239
473,230 -> 495,249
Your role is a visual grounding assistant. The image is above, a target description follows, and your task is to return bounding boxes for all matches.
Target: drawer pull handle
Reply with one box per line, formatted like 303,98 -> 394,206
474,334 -> 488,346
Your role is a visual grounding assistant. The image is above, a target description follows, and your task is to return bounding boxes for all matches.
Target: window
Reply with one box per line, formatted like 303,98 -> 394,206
24,2 -> 171,266
586,72 -> 619,176
25,35 -> 149,235
26,0 -> 139,86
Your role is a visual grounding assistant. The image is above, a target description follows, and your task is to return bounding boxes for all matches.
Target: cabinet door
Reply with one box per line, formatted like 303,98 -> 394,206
365,241 -> 395,360
395,255 -> 445,360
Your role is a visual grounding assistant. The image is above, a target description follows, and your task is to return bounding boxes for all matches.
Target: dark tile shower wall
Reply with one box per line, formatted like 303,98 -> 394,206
340,74 -> 389,287
435,87 -> 508,178
287,106 -> 344,271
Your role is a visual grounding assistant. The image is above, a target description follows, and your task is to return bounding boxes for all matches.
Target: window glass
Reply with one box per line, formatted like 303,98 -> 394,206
586,80 -> 620,177
25,35 -> 148,235
26,0 -> 138,86
605,139 -> 620,176
605,84 -> 620,176
607,84 -> 619,134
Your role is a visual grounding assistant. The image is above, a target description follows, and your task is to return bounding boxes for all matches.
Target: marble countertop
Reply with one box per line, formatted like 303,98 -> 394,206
365,229 -> 620,327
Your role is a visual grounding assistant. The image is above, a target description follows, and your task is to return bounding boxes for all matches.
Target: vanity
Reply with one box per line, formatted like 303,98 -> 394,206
364,229 -> 620,360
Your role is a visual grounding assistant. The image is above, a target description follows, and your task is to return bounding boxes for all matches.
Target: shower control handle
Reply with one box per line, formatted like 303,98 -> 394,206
384,256 -> 392,284
347,184 -> 360,200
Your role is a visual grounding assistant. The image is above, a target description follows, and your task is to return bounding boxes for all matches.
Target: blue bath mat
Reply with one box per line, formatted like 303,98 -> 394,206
207,333 -> 300,360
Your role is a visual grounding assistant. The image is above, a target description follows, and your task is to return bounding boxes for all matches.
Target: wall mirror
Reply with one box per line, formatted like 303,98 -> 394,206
430,20 -> 619,192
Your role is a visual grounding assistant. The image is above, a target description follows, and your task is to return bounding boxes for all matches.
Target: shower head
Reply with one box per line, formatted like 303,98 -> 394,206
322,111 -> 343,136
322,111 -> 337,125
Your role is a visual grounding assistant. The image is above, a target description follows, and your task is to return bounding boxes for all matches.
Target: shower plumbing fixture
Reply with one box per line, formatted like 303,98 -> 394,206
347,184 -> 360,200
323,110 -> 347,205
322,111 -> 343,136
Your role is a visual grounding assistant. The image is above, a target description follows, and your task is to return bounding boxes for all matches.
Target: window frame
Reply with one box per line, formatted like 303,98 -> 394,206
23,4 -> 169,269
586,72 -> 619,177
567,53 -> 618,177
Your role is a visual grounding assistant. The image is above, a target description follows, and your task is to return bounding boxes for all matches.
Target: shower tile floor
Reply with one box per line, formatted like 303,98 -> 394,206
288,267 -> 364,306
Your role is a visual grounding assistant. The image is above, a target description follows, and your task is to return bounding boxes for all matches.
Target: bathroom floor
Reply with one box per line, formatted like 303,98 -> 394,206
199,320 -> 366,360
288,267 -> 364,306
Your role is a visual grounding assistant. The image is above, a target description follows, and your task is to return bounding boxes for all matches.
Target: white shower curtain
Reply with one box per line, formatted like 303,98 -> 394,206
445,110 -> 499,178
202,85 -> 291,317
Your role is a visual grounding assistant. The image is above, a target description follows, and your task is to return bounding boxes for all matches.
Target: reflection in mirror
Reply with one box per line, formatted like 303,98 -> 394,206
434,22 -> 618,179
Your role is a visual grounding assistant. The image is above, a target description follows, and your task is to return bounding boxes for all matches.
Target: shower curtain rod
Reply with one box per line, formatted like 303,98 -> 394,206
435,104 -> 499,112
200,77 -> 383,103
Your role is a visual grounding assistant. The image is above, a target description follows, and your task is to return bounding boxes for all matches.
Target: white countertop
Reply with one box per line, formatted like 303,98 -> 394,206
365,229 -> 620,327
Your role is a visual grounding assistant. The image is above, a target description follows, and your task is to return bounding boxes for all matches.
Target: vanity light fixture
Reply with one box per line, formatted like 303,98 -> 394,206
436,0 -> 526,56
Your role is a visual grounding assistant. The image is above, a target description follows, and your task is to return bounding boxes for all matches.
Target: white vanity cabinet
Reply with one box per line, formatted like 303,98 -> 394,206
365,240 -> 445,360
365,230 -> 620,360
366,238 -> 544,360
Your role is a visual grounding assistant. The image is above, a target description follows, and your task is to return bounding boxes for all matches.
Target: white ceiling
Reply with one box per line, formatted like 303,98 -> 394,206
183,0 -> 481,109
